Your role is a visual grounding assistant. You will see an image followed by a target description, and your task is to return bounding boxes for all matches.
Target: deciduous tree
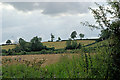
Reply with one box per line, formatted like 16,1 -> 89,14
71,31 -> 77,40
6,40 -> 12,45
79,33 -> 84,39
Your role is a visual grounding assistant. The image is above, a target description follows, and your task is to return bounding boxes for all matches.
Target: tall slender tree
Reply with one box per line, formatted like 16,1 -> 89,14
51,33 -> 55,42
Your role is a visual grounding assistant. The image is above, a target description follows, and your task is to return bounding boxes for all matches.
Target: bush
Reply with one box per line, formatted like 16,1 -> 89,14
8,49 -> 12,55
65,40 -> 82,50
71,41 -> 78,49
77,43 -> 82,49
2,49 -> 7,53
14,46 -> 21,53
21,51 -> 27,55
40,50 -> 47,54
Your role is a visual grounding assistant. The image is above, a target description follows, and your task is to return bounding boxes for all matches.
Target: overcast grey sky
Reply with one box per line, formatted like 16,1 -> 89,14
1,2 -> 104,43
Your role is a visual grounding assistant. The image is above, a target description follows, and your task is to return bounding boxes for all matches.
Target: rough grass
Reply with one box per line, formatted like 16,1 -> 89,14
2,50 -> 109,78
2,53 -> 79,67
86,40 -> 109,48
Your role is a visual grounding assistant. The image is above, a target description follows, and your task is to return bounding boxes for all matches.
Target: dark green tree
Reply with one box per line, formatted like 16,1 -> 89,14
99,28 -> 112,40
6,40 -> 12,45
58,37 -> 61,41
66,38 -> 82,50
30,36 -> 43,51
56,37 -> 61,42
81,1 -> 120,79
79,33 -> 84,39
71,41 -> 78,49
66,39 -> 72,49
70,31 -> 77,40
77,43 -> 82,49
51,33 -> 55,42
19,38 -> 26,51
8,49 -> 12,55
14,46 -> 21,53
2,49 -> 7,53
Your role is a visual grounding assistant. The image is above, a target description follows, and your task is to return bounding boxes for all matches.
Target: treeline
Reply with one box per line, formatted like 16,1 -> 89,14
2,36 -> 55,55
2,36 -> 83,55
65,39 -> 82,50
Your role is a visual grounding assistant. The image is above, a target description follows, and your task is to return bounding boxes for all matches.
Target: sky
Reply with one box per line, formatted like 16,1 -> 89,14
0,2 -> 105,44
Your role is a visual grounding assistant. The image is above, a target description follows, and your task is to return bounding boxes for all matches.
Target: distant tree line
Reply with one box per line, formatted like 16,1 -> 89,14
70,31 -> 85,40
2,36 -> 55,55
48,31 -> 85,42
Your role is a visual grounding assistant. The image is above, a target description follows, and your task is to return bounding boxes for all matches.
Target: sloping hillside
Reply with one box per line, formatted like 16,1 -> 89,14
1,40 -> 95,50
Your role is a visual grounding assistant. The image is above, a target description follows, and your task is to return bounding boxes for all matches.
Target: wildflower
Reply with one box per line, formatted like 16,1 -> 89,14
19,58 -> 21,62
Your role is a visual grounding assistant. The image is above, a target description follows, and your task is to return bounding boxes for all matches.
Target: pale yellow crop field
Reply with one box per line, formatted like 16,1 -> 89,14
1,45 -> 16,50
1,40 -> 95,50
43,40 -> 95,49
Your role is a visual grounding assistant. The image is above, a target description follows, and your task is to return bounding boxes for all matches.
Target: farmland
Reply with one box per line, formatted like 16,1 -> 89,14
1,45 -> 16,50
2,46 -> 110,78
1,39 -> 111,78
2,53 -> 79,67
1,40 -> 95,50
43,40 -> 95,49
1,40 -> 96,67
1,1 -> 120,79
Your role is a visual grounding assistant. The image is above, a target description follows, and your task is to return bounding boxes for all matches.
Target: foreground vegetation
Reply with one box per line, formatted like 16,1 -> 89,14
2,46 -> 111,78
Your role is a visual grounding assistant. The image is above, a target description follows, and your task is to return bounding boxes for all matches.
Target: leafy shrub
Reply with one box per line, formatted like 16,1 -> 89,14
40,50 -> 47,54
65,40 -> 82,50
21,51 -> 27,55
2,49 -> 7,53
8,49 -> 12,55
14,46 -> 21,53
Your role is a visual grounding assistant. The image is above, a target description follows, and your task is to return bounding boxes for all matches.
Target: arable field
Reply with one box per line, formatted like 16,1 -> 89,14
2,53 -> 80,67
2,50 -> 109,78
1,45 -> 16,50
2,39 -> 110,78
43,40 -> 95,49
1,40 -> 95,50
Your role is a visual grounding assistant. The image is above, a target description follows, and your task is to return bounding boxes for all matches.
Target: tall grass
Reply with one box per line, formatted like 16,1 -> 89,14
2,46 -> 112,78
